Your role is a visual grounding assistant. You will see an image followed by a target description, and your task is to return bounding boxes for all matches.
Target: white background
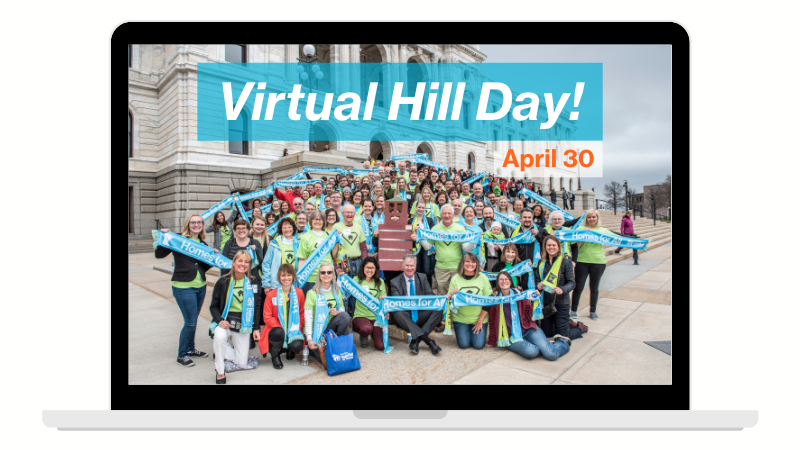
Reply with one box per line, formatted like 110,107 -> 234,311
3,0 -> 797,446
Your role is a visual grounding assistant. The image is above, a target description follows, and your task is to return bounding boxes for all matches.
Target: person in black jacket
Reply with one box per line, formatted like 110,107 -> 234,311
155,214 -> 213,368
408,201 -> 436,286
209,250 -> 261,384
220,219 -> 265,350
534,235 -> 583,341
389,255 -> 442,355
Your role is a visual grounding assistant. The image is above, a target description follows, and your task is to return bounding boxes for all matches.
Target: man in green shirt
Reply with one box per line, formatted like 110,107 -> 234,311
333,205 -> 367,278
397,161 -> 411,185
420,204 -> 465,296
460,182 -> 472,203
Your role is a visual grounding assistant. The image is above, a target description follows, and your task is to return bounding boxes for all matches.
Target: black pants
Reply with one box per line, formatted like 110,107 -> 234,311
540,302 -> 571,338
416,252 -> 435,287
393,309 -> 444,341
616,233 -> 639,263
571,262 -> 606,313
267,328 -> 304,358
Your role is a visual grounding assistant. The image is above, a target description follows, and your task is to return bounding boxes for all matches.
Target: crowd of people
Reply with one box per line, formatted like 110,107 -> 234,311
155,157 -> 633,384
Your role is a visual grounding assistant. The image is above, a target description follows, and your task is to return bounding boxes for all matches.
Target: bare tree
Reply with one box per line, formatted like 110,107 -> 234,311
603,181 -> 625,212
659,175 -> 672,218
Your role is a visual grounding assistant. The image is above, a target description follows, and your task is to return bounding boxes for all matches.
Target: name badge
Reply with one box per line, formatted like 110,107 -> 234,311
343,229 -> 351,236
272,297 -> 278,305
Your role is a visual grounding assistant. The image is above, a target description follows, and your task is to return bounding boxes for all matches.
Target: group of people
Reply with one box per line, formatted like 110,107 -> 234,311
155,157 -> 630,384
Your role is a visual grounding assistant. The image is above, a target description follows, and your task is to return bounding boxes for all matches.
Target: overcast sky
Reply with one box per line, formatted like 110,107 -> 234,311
481,45 -> 672,196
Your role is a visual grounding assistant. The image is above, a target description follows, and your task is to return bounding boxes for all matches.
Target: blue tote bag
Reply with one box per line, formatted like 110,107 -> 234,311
323,330 -> 361,376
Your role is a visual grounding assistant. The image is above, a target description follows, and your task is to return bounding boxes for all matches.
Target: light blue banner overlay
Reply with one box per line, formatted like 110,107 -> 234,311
233,196 -> 250,225
201,195 -> 234,221
152,230 -> 233,269
572,211 -> 587,230
462,171 -> 488,186
452,290 -> 530,307
553,229 -> 650,250
382,296 -> 449,313
239,187 -> 273,202
415,158 -> 447,171
349,168 -> 379,176
482,260 -> 533,281
390,153 -> 427,161
519,188 -> 575,220
484,231 -> 532,246
417,228 -> 482,245
197,63 -> 602,142
296,232 -> 341,286
304,166 -> 348,175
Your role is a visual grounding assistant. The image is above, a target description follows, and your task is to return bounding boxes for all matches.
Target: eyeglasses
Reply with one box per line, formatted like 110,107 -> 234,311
319,271 -> 334,275
189,221 -> 203,225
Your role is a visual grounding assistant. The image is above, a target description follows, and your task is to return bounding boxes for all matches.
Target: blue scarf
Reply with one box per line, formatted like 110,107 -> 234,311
201,195 -> 235,220
267,214 -> 292,236
484,231 -> 533,246
371,212 -> 384,229
152,230 -> 231,269
339,275 -> 392,354
238,186 -> 273,202
453,291 -> 525,346
553,228 -> 649,251
492,208 -> 522,229
303,166 -> 348,176
276,285 -> 303,348
362,215 -> 376,254
208,275 -> 256,334
311,287 -> 341,343
415,158 -> 447,171
572,211 -> 587,229
234,196 -> 251,226
389,153 -> 426,161
382,296 -> 448,313
416,228 -> 482,245
296,232 -> 341,286
462,171 -> 488,186
519,188 -> 575,220
349,168 -> 379,176
482,260 -> 533,281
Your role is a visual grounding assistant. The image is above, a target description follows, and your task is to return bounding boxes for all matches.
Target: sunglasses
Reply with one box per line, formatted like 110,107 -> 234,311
319,271 -> 334,275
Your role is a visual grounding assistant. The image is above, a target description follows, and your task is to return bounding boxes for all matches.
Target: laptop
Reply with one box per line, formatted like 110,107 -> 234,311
44,21 -> 756,431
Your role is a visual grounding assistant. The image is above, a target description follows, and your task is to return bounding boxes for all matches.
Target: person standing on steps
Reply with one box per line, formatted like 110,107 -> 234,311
614,210 -> 640,265
570,210 -> 611,321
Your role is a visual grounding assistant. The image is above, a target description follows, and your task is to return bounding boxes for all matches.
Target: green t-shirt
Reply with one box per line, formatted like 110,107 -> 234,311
333,222 -> 366,259
278,236 -> 296,265
353,278 -> 386,321
227,278 -> 245,313
397,171 -> 411,185
171,238 -> 207,289
429,222 -> 466,271
575,226 -> 611,265
460,193 -> 472,203
410,201 -> 440,218
304,288 -> 342,328
297,230 -> 334,281
493,185 -> 501,196
449,274 -> 492,324
219,226 -> 232,251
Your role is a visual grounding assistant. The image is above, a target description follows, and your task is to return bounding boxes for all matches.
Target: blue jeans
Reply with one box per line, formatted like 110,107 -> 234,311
508,327 -> 570,360
453,321 -> 488,349
172,286 -> 207,358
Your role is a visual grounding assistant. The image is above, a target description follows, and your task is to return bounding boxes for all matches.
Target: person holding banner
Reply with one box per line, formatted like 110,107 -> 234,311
249,217 -> 269,272
410,186 -> 439,220
264,217 -> 300,294
570,210 -> 610,321
389,255 -> 441,355
265,213 -> 277,230
487,271 -> 570,359
273,185 -> 303,212
297,210 -> 339,294
510,208 -> 542,288
303,262 -> 351,363
409,199 -> 436,286
448,252 -> 493,350
156,216 -> 214,367
423,204 -> 465,296
209,250 -> 260,383
260,264 -> 306,370
460,205 -> 485,269
206,210 -> 236,253
352,257 -> 387,350
545,211 -> 580,266
534,235 -> 578,341
532,204 -> 547,228
479,206 -> 511,237
491,243 -> 523,288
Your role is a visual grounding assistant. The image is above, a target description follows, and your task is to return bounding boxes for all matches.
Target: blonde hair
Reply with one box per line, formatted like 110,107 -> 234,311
312,262 -> 340,297
584,209 -> 602,228
223,250 -> 254,281
496,195 -> 511,213
181,214 -> 206,240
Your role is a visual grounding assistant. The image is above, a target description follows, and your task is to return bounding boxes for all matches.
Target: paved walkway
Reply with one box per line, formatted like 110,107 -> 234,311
128,246 -> 672,385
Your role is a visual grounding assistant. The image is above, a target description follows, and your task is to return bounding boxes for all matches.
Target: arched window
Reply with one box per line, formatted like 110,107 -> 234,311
128,111 -> 133,158
549,176 -> 554,190
229,112 -> 248,155
560,177 -> 564,189
468,153 -> 475,170
569,178 -> 573,191
225,44 -> 246,63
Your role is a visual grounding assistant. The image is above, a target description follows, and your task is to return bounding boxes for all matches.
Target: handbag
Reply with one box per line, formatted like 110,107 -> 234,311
322,329 -> 361,376
542,302 -> 558,318
226,312 -> 243,331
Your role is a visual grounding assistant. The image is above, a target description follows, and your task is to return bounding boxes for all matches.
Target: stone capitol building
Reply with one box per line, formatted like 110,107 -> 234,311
127,44 -> 587,234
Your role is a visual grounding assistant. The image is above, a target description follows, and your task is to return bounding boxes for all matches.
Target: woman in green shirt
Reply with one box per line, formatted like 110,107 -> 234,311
303,262 -> 351,363
570,209 -> 610,321
206,210 -> 236,252
156,214 -> 213,368
352,257 -> 387,350
297,210 -> 339,294
447,252 -> 493,350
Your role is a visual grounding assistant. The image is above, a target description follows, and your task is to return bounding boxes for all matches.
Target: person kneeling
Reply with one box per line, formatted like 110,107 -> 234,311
304,262 -> 351,363
487,271 -> 570,361
259,263 -> 305,370
389,255 -> 442,355
210,250 -> 262,384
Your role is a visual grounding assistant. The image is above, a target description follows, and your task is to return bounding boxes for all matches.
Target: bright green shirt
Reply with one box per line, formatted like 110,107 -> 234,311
353,278 -> 386,321
575,226 -> 611,265
449,274 -> 492,324
493,185 -> 501,196
397,171 -> 411,185
429,222 -> 465,271
297,230 -> 333,281
410,201 -> 440,218
305,288 -> 343,328
333,222 -> 366,259
219,226 -> 232,251
171,238 -> 207,289
227,278 -> 245,313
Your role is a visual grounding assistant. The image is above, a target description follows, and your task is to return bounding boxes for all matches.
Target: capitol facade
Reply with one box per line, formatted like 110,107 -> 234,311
127,44 -> 583,234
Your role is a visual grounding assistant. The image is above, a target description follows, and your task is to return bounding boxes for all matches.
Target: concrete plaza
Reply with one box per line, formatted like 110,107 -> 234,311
128,244 -> 672,385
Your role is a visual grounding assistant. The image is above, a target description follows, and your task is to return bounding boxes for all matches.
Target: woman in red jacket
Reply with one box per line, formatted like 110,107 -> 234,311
258,263 -> 306,369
